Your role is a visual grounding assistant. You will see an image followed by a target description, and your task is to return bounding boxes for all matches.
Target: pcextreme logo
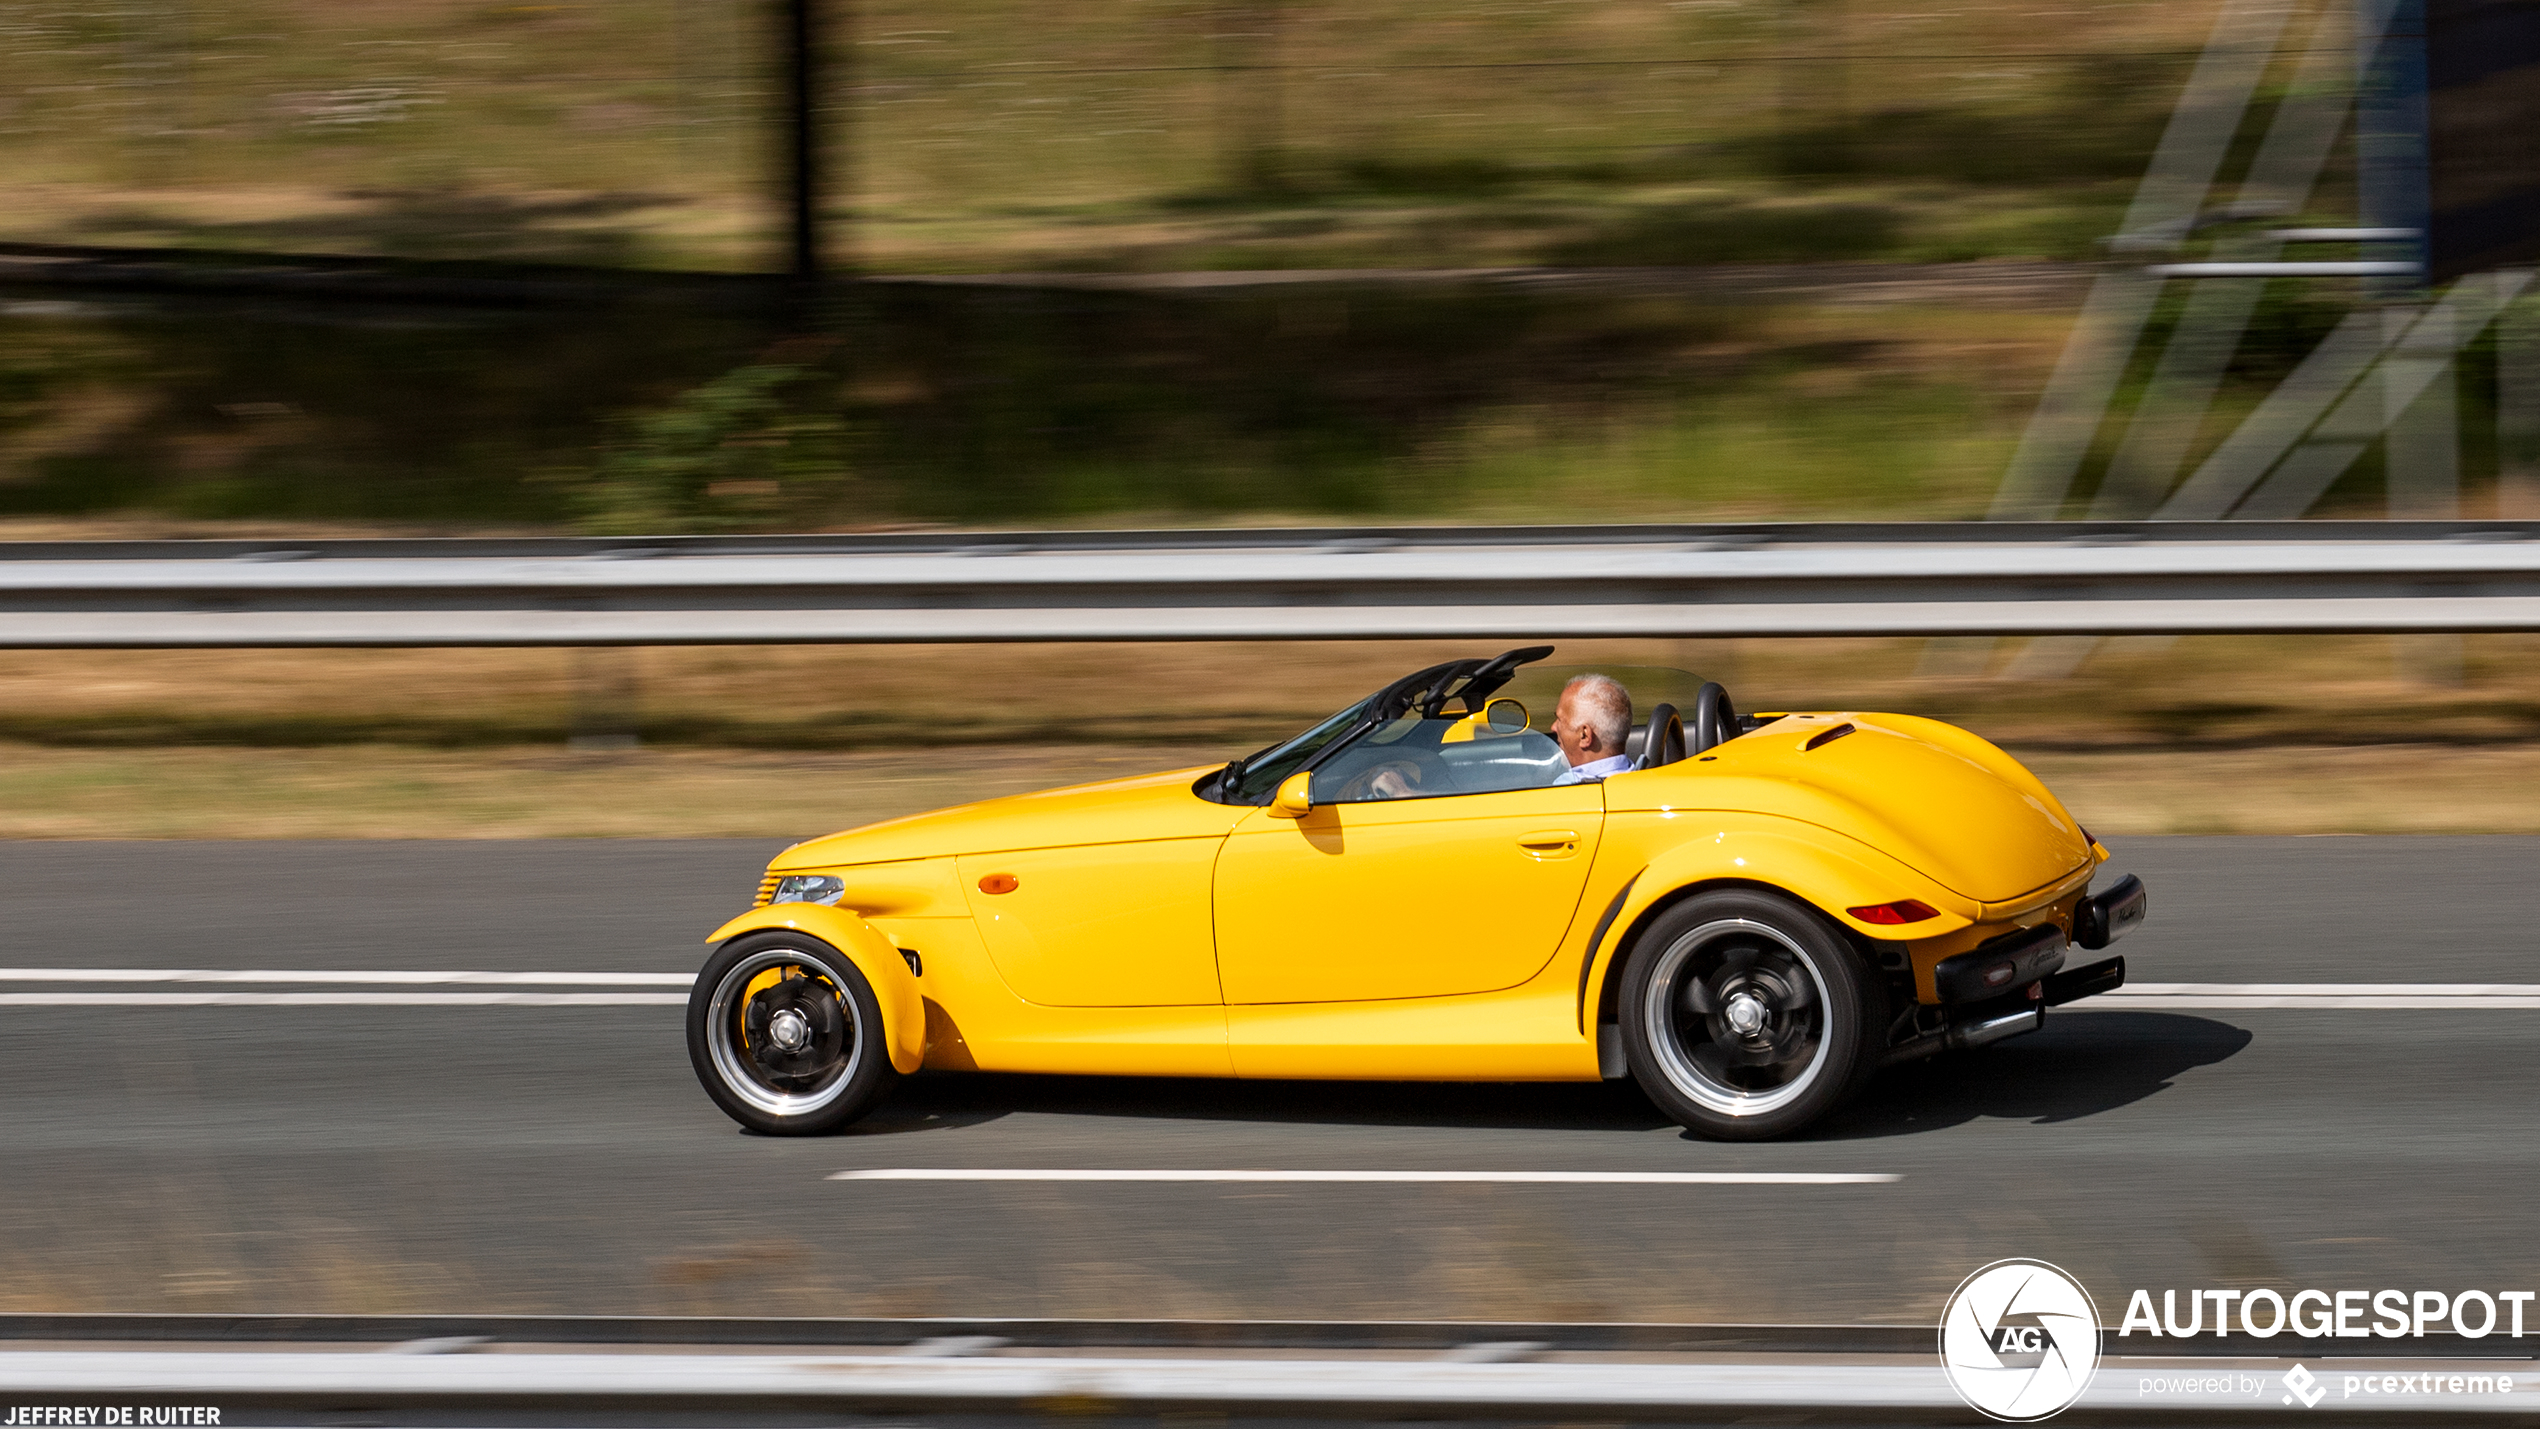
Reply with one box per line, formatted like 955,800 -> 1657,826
1940,1259 -> 2104,1421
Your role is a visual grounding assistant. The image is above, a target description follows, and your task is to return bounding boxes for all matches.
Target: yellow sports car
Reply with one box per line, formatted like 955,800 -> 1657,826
687,647 -> 2145,1140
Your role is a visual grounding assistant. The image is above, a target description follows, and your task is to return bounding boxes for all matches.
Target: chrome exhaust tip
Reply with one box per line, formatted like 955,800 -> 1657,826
1947,1004 -> 2044,1052
1882,1003 -> 2045,1067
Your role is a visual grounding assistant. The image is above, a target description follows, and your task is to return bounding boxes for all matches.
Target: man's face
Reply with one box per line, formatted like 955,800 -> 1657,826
1551,688 -> 1593,766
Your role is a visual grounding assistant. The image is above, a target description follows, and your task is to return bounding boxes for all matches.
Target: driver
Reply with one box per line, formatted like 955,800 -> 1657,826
1347,670 -> 1634,800
1549,673 -> 1633,784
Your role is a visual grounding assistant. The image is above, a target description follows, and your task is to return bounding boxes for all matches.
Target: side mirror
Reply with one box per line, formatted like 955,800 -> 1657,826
1268,771 -> 1315,819
1484,697 -> 1529,733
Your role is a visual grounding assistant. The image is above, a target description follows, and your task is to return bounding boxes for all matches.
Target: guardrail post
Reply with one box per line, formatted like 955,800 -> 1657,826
569,647 -> 642,752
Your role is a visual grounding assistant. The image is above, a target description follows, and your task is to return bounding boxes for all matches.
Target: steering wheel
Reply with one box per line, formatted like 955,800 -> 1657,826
1691,681 -> 1737,755
1635,702 -> 1686,771
1332,756 -> 1428,802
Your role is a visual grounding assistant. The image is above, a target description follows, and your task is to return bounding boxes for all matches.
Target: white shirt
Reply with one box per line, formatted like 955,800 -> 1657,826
1553,753 -> 1634,785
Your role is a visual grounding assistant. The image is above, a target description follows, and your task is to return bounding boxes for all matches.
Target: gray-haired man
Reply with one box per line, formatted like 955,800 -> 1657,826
1549,673 -> 1633,784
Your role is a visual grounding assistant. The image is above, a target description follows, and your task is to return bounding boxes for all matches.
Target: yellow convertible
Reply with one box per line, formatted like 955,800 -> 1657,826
686,646 -> 2145,1140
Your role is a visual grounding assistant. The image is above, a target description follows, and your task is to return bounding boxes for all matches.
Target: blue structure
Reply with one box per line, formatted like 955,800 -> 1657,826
2357,0 -> 2433,293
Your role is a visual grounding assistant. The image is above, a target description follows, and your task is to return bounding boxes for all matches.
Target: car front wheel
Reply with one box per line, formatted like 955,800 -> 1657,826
688,931 -> 898,1135
1619,889 -> 1880,1140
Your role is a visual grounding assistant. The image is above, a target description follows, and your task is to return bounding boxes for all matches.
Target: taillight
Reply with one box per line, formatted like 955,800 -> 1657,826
1847,899 -> 1940,925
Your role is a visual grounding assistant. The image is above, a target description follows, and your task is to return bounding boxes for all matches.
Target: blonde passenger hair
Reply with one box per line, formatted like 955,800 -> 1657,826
1563,673 -> 1631,752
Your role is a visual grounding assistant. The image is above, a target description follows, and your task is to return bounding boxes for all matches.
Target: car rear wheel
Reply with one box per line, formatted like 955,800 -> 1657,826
1619,889 -> 1880,1140
688,931 -> 897,1135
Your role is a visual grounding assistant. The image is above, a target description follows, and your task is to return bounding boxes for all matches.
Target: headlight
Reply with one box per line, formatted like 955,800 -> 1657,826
771,874 -> 847,907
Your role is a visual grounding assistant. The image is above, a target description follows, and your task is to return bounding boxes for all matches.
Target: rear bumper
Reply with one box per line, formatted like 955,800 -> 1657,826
1933,925 -> 2066,1005
2076,873 -> 2147,949
1883,871 -> 2141,1066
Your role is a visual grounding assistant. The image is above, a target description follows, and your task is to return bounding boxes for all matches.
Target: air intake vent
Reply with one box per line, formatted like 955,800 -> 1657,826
1803,722 -> 1858,752
753,873 -> 780,907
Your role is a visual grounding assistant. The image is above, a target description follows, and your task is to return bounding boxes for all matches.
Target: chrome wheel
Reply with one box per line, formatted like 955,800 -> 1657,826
704,949 -> 864,1118
1641,917 -> 1833,1118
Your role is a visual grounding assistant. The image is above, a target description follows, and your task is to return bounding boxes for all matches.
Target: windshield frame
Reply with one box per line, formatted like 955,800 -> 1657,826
1212,693 -> 1378,805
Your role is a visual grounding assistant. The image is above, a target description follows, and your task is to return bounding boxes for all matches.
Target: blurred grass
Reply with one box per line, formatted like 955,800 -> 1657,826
2,0 -> 2455,532
10,740 -> 2540,838
0,0 -> 2221,272
0,743 -> 1219,839
0,281 -> 2081,527
9,265 -> 2508,532
4,634 -> 2540,835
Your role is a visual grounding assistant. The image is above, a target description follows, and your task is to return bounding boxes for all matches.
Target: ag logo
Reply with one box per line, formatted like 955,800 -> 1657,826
1939,1259 -> 2102,1421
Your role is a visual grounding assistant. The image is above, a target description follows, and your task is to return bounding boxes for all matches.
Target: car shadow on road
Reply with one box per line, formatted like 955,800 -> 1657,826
880,1070 -> 1673,1134
840,1013 -> 2246,1138
739,1104 -> 1014,1137
1810,1011 -> 2253,1140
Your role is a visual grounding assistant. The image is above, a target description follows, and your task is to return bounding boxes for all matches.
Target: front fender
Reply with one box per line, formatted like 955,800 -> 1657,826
706,904 -> 927,1074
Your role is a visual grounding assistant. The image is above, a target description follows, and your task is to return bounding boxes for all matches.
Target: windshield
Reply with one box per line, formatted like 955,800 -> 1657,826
1211,655 -> 1712,805
1222,694 -> 1376,803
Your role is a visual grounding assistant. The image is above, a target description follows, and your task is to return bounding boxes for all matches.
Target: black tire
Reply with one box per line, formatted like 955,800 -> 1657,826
688,930 -> 898,1135
1619,889 -> 1881,1140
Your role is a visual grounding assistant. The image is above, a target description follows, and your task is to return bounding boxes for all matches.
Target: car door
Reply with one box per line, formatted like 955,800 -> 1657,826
1211,782 -> 1605,1004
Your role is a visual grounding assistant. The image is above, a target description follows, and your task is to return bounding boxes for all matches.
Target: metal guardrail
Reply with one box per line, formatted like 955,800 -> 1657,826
0,1316 -> 2529,1426
0,1314 -> 1923,1353
6,521 -> 2540,647
0,1312 -> 2520,1358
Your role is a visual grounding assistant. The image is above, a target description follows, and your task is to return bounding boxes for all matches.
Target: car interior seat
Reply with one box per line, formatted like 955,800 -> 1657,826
1633,703 -> 1686,771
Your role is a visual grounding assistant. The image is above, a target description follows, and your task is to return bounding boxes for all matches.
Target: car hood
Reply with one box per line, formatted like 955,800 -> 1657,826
770,763 -> 1246,870
1613,712 -> 2091,905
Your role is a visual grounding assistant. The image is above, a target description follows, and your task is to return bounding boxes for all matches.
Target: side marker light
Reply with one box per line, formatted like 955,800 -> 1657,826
977,873 -> 1020,895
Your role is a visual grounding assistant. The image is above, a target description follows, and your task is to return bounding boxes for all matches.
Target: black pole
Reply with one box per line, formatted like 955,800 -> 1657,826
784,0 -> 819,280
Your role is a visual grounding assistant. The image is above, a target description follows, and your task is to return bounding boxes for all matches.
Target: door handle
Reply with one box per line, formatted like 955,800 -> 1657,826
1517,830 -> 1579,852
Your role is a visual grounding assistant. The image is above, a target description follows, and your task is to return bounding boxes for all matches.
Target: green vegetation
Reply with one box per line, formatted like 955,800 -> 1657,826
4,270 -> 2524,530
553,359 -> 853,533
0,279 -> 2076,528
0,0 -> 2522,532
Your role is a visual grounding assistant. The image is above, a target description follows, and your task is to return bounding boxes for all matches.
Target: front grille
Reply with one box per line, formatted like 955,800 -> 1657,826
754,873 -> 780,908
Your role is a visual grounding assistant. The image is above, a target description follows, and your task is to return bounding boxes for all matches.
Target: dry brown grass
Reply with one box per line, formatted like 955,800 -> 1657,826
7,631 -> 2540,751
0,742 -> 1221,840
2,631 -> 2538,836
7,739 -> 2539,839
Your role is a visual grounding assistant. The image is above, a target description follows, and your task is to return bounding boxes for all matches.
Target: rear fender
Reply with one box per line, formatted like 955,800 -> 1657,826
707,904 -> 927,1074
1579,822 -> 1973,1032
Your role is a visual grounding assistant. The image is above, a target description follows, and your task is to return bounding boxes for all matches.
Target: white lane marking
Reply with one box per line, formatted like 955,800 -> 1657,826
830,1169 -> 1900,1185
2094,982 -> 2540,1009
0,992 -> 685,1007
7,973 -> 2532,1011
0,968 -> 692,985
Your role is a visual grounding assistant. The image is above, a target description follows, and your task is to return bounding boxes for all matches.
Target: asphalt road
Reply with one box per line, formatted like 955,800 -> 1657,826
1,837 -> 2535,1328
